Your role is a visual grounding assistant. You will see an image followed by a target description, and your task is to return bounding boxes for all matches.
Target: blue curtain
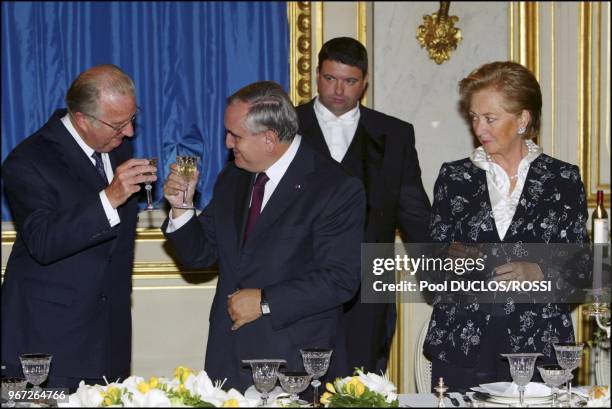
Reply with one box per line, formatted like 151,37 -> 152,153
1,1 -> 289,220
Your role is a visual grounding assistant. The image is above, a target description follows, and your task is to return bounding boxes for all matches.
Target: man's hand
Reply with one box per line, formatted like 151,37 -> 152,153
163,163 -> 199,218
493,261 -> 544,282
227,288 -> 262,331
105,158 -> 157,208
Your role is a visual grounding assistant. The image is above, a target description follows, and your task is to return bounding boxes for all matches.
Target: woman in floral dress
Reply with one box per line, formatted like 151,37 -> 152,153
423,61 -> 589,392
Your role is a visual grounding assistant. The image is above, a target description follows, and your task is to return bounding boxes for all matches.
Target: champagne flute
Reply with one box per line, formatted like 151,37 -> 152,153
144,157 -> 158,211
175,155 -> 198,209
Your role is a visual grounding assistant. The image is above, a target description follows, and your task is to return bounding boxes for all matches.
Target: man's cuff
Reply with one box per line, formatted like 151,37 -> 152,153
99,190 -> 120,227
166,209 -> 195,233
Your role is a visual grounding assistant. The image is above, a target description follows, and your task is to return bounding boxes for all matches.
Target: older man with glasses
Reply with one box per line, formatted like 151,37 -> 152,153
1,64 -> 156,392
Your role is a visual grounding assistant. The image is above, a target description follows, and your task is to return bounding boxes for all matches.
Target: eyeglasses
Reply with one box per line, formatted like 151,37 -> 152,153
81,107 -> 140,134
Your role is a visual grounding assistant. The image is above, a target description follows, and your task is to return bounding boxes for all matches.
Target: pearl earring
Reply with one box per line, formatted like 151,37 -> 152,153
518,126 -> 526,135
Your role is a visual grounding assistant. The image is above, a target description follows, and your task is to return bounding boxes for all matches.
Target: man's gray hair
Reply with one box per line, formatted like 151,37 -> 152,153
226,81 -> 298,143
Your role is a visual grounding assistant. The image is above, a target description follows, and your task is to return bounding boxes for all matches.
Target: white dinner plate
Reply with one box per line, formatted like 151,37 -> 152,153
479,381 -> 551,398
244,385 -> 285,402
471,390 -> 552,405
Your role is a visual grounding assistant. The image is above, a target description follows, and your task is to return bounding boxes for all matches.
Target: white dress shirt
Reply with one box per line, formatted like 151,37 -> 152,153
470,139 -> 543,240
61,114 -> 120,227
167,134 -> 302,232
313,97 -> 360,162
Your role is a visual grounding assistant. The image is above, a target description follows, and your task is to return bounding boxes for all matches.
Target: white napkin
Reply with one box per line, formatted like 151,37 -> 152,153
479,382 -> 551,398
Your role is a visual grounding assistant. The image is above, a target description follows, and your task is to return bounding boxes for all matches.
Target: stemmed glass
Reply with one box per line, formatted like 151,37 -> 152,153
537,364 -> 570,407
277,370 -> 312,405
144,157 -> 158,211
300,348 -> 333,407
501,353 -> 542,407
19,353 -> 52,392
175,155 -> 199,209
243,359 -> 285,406
1,377 -> 27,407
553,342 -> 583,406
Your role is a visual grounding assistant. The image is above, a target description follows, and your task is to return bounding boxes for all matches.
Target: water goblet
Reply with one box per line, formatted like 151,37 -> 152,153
243,359 -> 285,406
300,348 -> 333,407
538,364 -> 570,407
277,370 -> 312,405
144,157 -> 158,211
1,377 -> 27,407
19,353 -> 52,392
501,353 -> 542,407
553,342 -> 583,407
175,155 -> 199,209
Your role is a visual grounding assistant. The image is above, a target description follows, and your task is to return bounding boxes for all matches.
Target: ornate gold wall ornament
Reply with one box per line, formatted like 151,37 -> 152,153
416,2 -> 462,65
288,2 -> 312,105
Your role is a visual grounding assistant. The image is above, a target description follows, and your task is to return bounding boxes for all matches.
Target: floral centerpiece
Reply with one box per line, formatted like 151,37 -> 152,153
58,366 -> 259,407
320,369 -> 399,407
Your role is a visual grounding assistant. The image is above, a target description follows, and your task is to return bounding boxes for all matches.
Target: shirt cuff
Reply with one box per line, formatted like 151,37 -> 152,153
99,190 -> 120,227
166,209 -> 195,233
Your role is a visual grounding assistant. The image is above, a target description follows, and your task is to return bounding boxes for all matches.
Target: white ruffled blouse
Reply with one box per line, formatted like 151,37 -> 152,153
469,140 -> 543,240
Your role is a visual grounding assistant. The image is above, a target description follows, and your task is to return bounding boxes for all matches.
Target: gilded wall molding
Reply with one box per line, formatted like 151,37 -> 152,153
288,1 -> 312,105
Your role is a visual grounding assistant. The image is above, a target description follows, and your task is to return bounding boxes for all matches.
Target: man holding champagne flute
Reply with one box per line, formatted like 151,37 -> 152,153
162,81 -> 366,392
1,64 -> 157,391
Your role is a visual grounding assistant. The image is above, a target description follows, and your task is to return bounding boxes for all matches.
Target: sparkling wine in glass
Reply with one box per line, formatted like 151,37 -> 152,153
19,353 -> 52,392
300,348 -> 333,407
538,364 -> 570,407
501,353 -> 541,407
144,157 -> 158,211
553,342 -> 583,406
175,155 -> 198,209
243,359 -> 285,406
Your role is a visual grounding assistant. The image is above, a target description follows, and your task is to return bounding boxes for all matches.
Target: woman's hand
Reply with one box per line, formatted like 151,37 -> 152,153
493,261 -> 544,282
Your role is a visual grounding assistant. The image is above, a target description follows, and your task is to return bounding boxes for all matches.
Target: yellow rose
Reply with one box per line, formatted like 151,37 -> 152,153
346,377 -> 365,397
102,396 -> 114,406
223,398 -> 240,407
137,381 -> 151,394
148,377 -> 159,389
325,382 -> 336,394
174,366 -> 193,383
320,391 -> 333,405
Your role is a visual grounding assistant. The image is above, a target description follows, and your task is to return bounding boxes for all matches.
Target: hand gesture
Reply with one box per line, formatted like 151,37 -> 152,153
163,162 -> 199,215
105,158 -> 157,208
493,261 -> 544,282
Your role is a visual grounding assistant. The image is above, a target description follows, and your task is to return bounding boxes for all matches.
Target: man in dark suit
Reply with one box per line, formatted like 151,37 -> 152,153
162,81 -> 365,392
296,37 -> 432,374
1,64 -> 156,391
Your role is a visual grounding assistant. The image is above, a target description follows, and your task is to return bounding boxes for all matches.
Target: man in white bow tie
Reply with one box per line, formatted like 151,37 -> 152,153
296,37 -> 432,374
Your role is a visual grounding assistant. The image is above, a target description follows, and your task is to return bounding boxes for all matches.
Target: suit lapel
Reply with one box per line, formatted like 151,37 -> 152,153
243,141 -> 314,246
235,171 -> 254,248
299,100 -> 332,157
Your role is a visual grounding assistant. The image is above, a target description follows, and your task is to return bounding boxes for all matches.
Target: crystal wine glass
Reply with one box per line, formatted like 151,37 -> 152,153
300,348 -> 333,407
144,157 -> 158,211
19,353 -> 52,392
553,342 -> 583,406
175,155 -> 198,209
277,370 -> 312,405
243,359 -> 285,406
538,364 -> 570,407
501,353 -> 542,407
1,377 -> 27,408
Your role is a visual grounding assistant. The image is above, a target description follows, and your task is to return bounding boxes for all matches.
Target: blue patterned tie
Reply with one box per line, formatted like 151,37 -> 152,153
91,152 -> 107,184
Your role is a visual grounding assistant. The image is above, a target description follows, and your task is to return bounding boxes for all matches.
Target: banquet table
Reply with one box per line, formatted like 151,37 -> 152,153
398,390 -> 592,407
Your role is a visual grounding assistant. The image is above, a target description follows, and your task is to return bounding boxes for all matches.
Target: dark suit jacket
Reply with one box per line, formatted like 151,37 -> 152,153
424,155 -> 588,370
1,109 -> 138,381
163,139 -> 365,392
296,100 -> 431,372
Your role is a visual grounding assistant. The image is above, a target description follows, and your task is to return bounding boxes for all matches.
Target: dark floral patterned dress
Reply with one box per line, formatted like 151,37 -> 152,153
424,151 -> 588,391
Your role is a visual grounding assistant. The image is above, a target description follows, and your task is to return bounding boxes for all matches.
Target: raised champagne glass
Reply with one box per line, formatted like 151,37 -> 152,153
144,157 -> 158,211
175,155 -> 198,209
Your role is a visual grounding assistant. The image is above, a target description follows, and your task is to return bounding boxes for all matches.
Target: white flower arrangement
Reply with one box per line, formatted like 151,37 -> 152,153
321,369 -> 399,407
58,366 -> 258,407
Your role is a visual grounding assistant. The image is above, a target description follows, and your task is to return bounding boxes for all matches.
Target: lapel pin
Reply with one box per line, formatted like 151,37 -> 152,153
294,184 -> 301,189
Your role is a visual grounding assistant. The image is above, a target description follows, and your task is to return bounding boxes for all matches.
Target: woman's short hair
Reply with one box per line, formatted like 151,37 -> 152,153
458,61 -> 541,139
